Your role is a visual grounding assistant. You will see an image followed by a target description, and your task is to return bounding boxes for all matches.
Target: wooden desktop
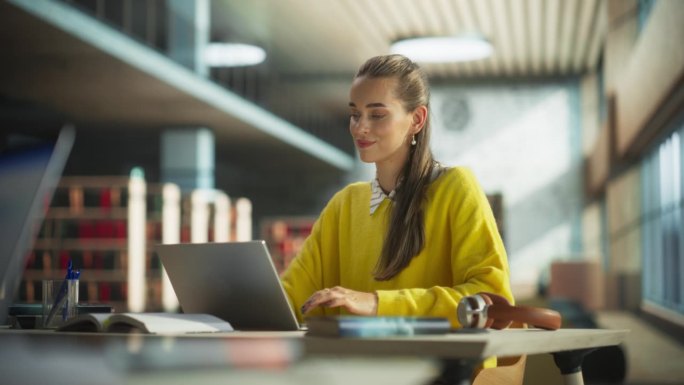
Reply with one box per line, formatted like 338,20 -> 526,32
0,327 -> 627,385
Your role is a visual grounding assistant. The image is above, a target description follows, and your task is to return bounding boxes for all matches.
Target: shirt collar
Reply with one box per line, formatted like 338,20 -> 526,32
370,178 -> 397,215
369,162 -> 445,215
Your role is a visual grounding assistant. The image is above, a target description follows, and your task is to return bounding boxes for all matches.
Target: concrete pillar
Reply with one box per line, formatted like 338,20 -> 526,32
167,0 -> 210,77
164,0 -> 213,193
160,128 -> 214,192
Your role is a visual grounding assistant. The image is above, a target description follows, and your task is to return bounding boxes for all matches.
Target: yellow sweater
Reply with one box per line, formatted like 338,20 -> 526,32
281,167 -> 513,327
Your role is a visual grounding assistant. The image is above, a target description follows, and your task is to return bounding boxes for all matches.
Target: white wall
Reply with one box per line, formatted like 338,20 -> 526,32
430,81 -> 583,298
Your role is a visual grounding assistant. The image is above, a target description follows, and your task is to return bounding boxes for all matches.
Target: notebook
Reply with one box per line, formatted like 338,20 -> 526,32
155,241 -> 302,331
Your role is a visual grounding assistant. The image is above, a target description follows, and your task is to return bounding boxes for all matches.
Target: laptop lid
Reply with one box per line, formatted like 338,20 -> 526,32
156,241 -> 301,331
0,126 -> 74,325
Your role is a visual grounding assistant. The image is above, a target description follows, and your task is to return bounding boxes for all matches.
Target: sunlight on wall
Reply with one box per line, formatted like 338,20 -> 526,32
439,89 -> 572,206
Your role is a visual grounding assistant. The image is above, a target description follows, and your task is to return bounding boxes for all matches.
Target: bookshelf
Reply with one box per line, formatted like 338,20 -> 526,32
19,173 -> 253,313
260,216 -> 316,274
20,173 -> 171,312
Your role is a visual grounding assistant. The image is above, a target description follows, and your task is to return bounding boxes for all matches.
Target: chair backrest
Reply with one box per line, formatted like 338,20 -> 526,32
472,322 -> 527,385
473,355 -> 527,385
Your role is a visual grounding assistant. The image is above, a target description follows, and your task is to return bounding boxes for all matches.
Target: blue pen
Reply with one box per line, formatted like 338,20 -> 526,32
45,260 -> 74,326
61,263 -> 80,320
69,270 -> 80,306
63,265 -> 80,320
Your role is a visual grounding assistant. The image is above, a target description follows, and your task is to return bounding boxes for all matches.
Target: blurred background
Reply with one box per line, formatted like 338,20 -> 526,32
1,0 -> 682,384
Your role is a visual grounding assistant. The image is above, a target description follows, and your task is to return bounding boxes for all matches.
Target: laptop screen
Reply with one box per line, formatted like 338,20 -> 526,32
0,126 -> 74,325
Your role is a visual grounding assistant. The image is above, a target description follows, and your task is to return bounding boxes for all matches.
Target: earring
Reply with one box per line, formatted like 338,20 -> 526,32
411,135 -> 417,146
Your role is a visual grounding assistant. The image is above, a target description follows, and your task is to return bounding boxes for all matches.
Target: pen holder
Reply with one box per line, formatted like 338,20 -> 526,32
42,279 -> 79,329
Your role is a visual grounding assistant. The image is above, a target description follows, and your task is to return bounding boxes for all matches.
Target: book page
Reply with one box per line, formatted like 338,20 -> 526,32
108,313 -> 233,334
57,313 -> 112,332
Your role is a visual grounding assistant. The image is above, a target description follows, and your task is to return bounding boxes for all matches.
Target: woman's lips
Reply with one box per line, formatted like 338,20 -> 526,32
356,139 -> 376,149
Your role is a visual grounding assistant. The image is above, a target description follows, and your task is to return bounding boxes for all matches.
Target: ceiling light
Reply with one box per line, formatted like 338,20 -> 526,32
390,35 -> 493,63
204,43 -> 266,67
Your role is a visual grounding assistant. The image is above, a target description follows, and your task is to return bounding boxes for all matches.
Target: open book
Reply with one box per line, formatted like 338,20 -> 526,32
305,316 -> 452,337
56,312 -> 233,334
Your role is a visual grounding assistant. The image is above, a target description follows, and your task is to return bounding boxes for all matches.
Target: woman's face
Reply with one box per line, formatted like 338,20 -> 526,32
348,76 -> 415,165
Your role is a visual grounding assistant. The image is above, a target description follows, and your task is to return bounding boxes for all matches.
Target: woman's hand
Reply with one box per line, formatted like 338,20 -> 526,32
301,286 -> 378,316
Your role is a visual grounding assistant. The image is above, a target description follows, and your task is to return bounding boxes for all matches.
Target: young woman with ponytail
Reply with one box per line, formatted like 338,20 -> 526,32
281,54 -> 513,329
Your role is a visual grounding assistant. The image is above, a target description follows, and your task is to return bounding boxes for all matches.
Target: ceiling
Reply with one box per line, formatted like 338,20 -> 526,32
211,0 -> 607,119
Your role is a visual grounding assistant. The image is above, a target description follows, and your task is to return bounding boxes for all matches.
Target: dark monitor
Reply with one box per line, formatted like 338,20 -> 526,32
0,126 -> 74,325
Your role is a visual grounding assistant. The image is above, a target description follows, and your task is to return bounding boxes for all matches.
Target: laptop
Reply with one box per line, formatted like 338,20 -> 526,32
156,241 -> 302,331
0,126 -> 74,325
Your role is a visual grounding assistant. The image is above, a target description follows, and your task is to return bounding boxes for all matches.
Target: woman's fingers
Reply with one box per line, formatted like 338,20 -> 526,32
303,287 -> 344,311
301,287 -> 377,316
301,288 -> 335,314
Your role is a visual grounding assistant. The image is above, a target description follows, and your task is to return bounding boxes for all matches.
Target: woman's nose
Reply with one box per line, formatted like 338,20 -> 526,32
354,117 -> 369,133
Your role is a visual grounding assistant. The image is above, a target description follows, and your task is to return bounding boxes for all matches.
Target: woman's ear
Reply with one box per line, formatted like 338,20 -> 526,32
412,105 -> 428,134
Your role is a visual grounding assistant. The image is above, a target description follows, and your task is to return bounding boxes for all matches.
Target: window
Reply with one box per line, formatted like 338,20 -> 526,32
642,121 -> 684,315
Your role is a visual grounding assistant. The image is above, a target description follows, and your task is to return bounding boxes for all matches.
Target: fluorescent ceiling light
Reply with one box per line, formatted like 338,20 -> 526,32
390,35 -> 493,63
204,43 -> 266,67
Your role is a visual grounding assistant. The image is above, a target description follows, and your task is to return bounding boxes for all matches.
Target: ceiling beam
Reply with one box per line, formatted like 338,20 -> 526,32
488,0 -> 516,76
586,0 -> 608,73
544,0 -> 562,74
573,0 -> 599,73
471,0 -> 501,76
559,0 -> 581,75
421,0 -> 452,78
528,0 -> 544,75
508,0 -> 528,75
339,0 -> 391,57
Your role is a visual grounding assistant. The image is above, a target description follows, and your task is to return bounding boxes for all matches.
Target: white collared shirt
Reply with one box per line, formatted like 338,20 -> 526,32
369,162 -> 445,215
370,178 -> 396,215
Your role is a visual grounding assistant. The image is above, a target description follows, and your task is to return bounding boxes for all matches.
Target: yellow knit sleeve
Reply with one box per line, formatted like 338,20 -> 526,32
280,220 -> 325,322
280,191 -> 342,322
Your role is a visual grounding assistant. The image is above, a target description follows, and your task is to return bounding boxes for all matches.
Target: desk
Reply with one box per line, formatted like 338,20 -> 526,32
306,328 -> 628,385
0,328 -> 627,385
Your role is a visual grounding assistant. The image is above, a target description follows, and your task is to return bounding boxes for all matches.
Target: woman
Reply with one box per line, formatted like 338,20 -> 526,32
281,54 -> 513,327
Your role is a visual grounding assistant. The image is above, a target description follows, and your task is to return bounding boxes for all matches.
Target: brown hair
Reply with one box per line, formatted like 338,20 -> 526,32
355,54 -> 436,280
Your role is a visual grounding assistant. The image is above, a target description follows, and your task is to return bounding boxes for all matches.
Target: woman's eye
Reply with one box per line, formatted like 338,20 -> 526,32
350,113 -> 360,121
371,114 -> 385,120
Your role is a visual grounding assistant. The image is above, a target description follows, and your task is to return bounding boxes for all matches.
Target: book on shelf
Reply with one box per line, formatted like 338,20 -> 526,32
57,312 -> 234,334
305,316 -> 452,337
